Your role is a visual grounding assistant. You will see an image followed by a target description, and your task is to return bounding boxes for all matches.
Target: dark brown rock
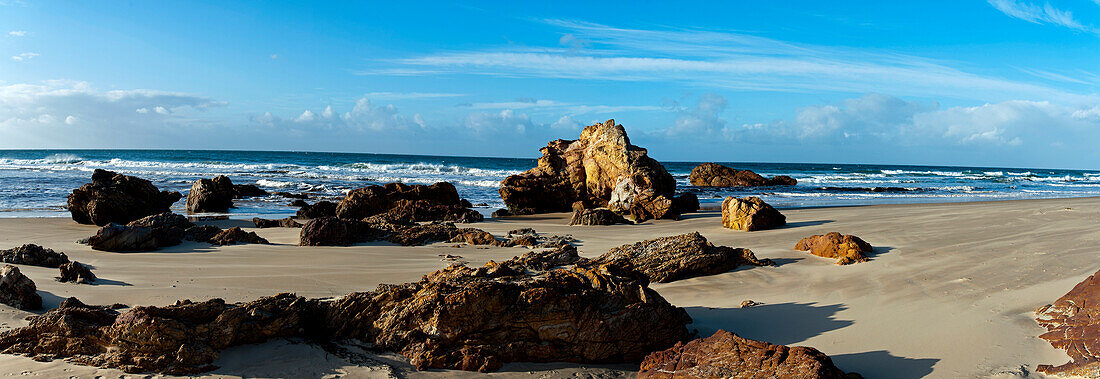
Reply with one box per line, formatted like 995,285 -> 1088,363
629,191 -> 678,223
275,192 -> 309,199
689,163 -> 797,187
378,199 -> 483,224
0,244 -> 69,268
295,200 -> 337,219
721,196 -> 786,231
569,208 -> 631,226
387,222 -> 467,246
639,330 -> 856,379
335,182 -> 463,220
298,217 -> 385,246
209,227 -> 268,246
1036,268 -> 1100,376
447,229 -> 499,246
183,225 -> 222,243
252,217 -> 302,228
795,232 -> 872,265
86,212 -> 194,252
767,175 -> 798,186
673,193 -> 700,214
596,232 -> 772,283
67,169 -> 182,226
0,265 -> 40,310
502,245 -> 587,270
231,184 -> 268,198
186,175 -> 235,213
58,261 -> 96,284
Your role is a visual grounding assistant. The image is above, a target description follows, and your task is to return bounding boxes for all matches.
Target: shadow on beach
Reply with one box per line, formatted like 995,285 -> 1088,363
685,302 -> 853,345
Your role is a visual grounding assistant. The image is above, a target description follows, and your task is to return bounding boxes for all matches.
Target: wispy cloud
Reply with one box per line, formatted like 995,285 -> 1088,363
459,98 -> 662,115
7,30 -> 27,37
361,91 -> 466,100
10,52 -> 38,62
988,0 -> 1095,33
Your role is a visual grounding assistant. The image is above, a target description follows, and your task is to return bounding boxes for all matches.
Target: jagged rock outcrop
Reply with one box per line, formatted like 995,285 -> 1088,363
231,184 -> 268,198
209,227 -> 268,246
499,119 -> 678,216
58,261 -> 96,284
378,199 -> 483,224
596,232 -> 773,283
569,208 -> 631,226
628,190 -> 678,222
67,169 -> 182,226
0,247 -> 692,375
721,196 -> 786,231
335,182 -> 477,222
298,217 -> 385,246
186,175 -> 235,213
252,217 -> 302,228
1036,268 -> 1100,376
0,265 -> 40,310
0,244 -> 69,268
689,163 -> 798,187
86,212 -> 193,252
296,200 -> 337,219
639,330 -> 857,379
795,232 -> 872,265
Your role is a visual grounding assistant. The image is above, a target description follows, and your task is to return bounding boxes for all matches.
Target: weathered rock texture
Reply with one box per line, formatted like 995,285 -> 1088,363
569,208 -> 631,226
1036,268 -> 1100,376
335,182 -> 478,221
186,175 -> 235,213
0,247 -> 692,374
209,227 -> 268,246
231,184 -> 268,198
296,200 -> 337,219
252,217 -> 302,228
58,261 -> 96,284
0,244 -> 69,268
67,169 -> 182,226
499,119 -> 678,216
86,212 -> 194,252
721,197 -> 786,231
638,330 -> 857,379
795,232 -> 872,265
0,265 -> 40,310
596,232 -> 773,283
689,163 -> 798,187
298,217 -> 384,246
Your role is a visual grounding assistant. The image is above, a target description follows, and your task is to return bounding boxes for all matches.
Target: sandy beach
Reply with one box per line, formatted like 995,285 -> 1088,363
0,197 -> 1096,378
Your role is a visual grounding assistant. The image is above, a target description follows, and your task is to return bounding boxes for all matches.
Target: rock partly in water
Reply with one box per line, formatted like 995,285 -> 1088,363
0,265 -> 40,310
639,330 -> 858,379
67,169 -> 182,226
58,262 -> 96,284
499,119 -> 677,214
231,184 -> 268,198
186,175 -> 236,213
0,244 -> 69,268
689,163 -> 798,187
1036,268 -> 1100,376
209,227 -> 269,246
252,217 -> 302,228
795,232 -> 872,265
596,232 -> 773,283
295,200 -> 338,219
569,208 -> 631,226
721,196 -> 786,231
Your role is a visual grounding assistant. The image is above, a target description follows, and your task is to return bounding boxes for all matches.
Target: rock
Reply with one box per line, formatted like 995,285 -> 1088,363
58,261 -> 96,284
231,184 -> 268,198
596,232 -> 773,283
209,227 -> 268,246
129,211 -> 194,230
298,217 -> 385,246
183,225 -> 222,243
740,300 -> 760,308
379,199 -> 484,224
252,217 -> 302,228
0,265 -> 40,310
448,229 -> 499,246
1036,268 -> 1100,376
67,169 -> 182,226
335,182 -> 464,220
289,199 -> 309,207
499,119 -> 676,214
689,163 -> 797,187
628,191 -> 678,223
186,176 -> 235,213
795,232 -> 872,265
275,192 -> 309,199
0,244 -> 69,268
508,228 -> 537,236
492,208 -> 534,218
639,330 -> 857,379
721,196 -> 786,231
86,212 -> 194,252
673,193 -> 700,214
388,222 -> 467,246
503,245 -> 587,270
295,200 -> 337,219
569,208 -> 631,226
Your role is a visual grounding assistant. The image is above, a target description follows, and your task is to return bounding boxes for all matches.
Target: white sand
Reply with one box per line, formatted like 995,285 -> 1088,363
1,197 -> 1098,378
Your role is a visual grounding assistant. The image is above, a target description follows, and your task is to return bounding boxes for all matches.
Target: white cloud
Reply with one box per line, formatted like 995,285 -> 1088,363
7,30 -> 27,37
270,54 -> 278,59
360,92 -> 466,100
987,0 -> 1092,32
461,98 -> 662,115
660,93 -> 729,138
10,52 -> 38,62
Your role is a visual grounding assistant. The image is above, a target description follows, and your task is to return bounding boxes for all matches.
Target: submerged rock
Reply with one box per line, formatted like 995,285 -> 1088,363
639,330 -> 857,379
795,232 -> 872,265
1036,268 -> 1100,376
721,196 -> 786,231
0,265 -> 40,310
67,169 -> 182,226
58,261 -> 96,284
186,175 -> 235,213
689,163 -> 797,187
596,232 -> 773,283
0,244 -> 70,268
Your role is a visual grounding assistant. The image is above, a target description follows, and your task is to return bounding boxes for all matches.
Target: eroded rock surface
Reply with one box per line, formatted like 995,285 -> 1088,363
209,227 -> 268,246
298,217 -> 384,246
1036,268 -> 1100,376
639,330 -> 857,379
335,182 -> 471,220
795,232 -> 872,265
689,163 -> 798,187
86,212 -> 193,252
0,244 -> 69,268
67,169 -> 182,226
58,261 -> 96,284
569,208 -> 631,226
296,200 -> 337,219
186,175 -> 235,213
596,232 -> 772,283
721,196 -> 786,231
0,265 -> 40,310
252,217 -> 302,228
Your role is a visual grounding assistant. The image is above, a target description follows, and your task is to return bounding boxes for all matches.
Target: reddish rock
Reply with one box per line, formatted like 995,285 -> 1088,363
596,232 -> 773,283
629,191 -> 678,223
67,169 -> 182,226
795,232 -> 872,265
58,261 -> 96,284
689,163 -> 797,187
1036,268 -> 1100,376
448,229 -> 499,246
209,227 -> 268,246
721,197 -> 786,231
0,265 -> 40,310
569,208 -> 631,226
0,244 -> 69,268
639,330 -> 856,379
186,175 -> 236,213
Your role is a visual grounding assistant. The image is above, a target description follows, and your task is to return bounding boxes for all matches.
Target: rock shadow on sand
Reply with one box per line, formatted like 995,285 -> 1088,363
685,302 -> 853,345
781,220 -> 835,229
831,350 -> 938,379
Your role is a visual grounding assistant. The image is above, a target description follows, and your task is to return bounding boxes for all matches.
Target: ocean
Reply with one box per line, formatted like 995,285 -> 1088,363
1,149 -> 1098,219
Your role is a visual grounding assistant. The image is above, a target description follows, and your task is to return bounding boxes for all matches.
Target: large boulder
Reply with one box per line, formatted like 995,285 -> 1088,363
86,212 -> 193,252
58,262 -> 96,284
0,244 -> 69,268
380,199 -> 483,224
628,190 -> 678,223
186,175 -> 235,213
298,217 -> 384,246
67,169 -> 182,226
335,182 -> 463,220
0,265 -> 40,310
252,217 -> 302,228
596,232 -> 773,283
569,208 -> 631,226
639,330 -> 857,379
231,184 -> 268,198
721,196 -> 786,231
689,163 -> 797,187
209,227 -> 268,246
795,232 -> 872,265
1036,268 -> 1100,376
295,200 -> 337,219
499,119 -> 677,214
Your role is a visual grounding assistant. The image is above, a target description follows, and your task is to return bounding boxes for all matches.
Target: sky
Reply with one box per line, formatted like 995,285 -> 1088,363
2,1 -> 1100,169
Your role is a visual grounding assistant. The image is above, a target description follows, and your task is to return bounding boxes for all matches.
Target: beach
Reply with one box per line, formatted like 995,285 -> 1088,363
0,196 -> 1093,378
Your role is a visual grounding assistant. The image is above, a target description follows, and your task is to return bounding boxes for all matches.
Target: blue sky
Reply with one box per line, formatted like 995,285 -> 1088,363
2,1 -> 1100,168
